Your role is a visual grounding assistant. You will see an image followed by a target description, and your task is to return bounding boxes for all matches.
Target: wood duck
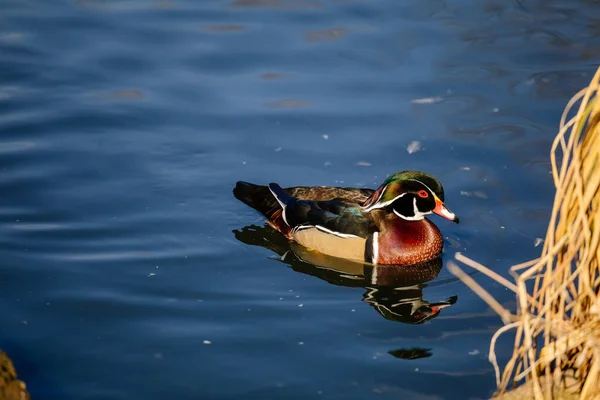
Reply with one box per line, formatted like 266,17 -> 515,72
233,170 -> 459,266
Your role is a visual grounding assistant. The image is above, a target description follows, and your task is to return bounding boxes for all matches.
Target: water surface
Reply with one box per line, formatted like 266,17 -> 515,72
2,0 -> 600,399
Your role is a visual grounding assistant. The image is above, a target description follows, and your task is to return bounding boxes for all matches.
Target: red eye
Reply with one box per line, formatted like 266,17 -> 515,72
418,190 -> 429,198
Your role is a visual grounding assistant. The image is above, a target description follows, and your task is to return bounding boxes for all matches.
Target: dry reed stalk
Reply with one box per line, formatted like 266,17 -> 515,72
449,66 -> 600,399
0,350 -> 29,400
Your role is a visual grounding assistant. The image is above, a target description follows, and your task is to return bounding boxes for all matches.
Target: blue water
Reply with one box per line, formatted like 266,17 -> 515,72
2,0 -> 600,399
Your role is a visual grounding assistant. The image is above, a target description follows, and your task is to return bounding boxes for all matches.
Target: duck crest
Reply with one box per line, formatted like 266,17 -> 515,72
362,180 -> 403,211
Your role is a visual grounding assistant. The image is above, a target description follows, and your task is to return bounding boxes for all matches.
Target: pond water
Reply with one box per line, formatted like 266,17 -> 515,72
2,0 -> 600,399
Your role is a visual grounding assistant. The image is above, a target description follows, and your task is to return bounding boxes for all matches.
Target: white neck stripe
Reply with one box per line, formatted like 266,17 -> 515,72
371,232 -> 379,265
393,209 -> 425,221
392,197 -> 427,221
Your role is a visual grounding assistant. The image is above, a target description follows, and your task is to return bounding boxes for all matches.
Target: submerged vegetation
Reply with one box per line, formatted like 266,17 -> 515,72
450,67 -> 600,399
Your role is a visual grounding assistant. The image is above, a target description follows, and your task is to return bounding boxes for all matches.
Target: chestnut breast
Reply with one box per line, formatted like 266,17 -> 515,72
376,218 -> 444,265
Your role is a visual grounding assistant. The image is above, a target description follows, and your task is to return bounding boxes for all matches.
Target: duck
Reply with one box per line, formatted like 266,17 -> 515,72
233,170 -> 459,266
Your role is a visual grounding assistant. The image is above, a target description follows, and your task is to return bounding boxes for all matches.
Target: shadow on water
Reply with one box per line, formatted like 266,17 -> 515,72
233,224 -> 457,328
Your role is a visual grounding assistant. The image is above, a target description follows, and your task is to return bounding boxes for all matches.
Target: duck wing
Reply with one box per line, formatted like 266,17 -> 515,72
233,181 -> 374,216
268,183 -> 376,239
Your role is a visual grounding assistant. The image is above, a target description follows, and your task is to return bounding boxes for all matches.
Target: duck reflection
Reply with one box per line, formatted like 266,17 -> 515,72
233,224 -> 457,325
388,347 -> 433,360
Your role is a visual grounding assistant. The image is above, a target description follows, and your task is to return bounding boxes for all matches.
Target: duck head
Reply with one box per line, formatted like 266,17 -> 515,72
362,171 -> 459,223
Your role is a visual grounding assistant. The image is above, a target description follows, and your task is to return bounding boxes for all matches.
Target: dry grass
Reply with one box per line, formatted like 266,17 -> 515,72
0,350 -> 29,400
449,67 -> 600,399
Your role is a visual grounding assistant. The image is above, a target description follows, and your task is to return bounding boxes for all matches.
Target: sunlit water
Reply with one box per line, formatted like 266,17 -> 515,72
2,0 -> 600,399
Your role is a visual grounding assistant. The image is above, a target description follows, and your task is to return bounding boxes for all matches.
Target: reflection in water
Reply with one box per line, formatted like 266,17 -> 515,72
363,286 -> 456,325
233,224 -> 457,325
388,347 -> 433,360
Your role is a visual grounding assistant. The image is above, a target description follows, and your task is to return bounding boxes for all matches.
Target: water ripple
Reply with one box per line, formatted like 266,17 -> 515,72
2,0 -> 600,399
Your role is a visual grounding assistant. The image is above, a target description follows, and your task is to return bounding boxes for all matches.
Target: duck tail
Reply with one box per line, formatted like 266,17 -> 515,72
235,180 -> 291,217
233,182 -> 271,213
233,181 -> 291,235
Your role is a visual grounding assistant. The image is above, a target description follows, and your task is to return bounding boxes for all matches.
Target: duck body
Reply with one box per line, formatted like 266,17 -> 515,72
233,171 -> 458,266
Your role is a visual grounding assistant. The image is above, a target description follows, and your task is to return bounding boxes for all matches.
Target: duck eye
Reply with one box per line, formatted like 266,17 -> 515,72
417,190 -> 429,198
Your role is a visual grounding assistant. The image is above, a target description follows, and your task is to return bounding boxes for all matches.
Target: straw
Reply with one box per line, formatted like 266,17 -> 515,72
451,67 -> 600,399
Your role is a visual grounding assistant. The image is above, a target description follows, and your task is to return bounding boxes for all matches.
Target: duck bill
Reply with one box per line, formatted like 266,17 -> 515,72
433,196 -> 459,223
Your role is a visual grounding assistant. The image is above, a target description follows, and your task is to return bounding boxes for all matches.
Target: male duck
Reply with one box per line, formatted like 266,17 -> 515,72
233,170 -> 459,266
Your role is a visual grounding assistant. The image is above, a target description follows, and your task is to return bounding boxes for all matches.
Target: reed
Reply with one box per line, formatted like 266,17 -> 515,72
0,350 -> 29,400
449,66 -> 600,399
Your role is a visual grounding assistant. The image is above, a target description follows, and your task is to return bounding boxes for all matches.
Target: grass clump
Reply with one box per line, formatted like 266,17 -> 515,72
449,67 -> 600,399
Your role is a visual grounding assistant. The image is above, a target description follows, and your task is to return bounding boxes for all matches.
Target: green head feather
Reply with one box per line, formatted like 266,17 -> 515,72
363,171 -> 445,210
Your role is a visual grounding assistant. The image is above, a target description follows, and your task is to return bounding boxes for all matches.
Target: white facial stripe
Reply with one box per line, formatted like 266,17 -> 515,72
269,185 -> 289,226
364,178 -> 440,212
406,179 -> 436,198
363,192 -> 407,212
